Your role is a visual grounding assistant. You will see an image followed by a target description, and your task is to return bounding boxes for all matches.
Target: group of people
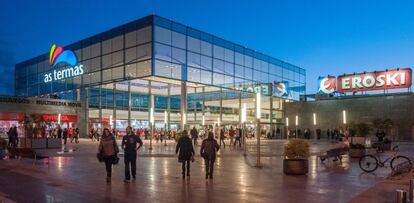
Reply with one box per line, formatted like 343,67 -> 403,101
52,125 -> 80,145
98,126 -> 221,183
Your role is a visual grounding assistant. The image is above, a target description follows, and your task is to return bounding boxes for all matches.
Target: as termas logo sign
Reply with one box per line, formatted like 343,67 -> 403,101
318,76 -> 336,94
44,44 -> 84,83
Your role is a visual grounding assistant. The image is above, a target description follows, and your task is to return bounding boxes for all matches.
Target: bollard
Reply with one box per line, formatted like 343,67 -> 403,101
410,179 -> 414,202
396,189 -> 407,203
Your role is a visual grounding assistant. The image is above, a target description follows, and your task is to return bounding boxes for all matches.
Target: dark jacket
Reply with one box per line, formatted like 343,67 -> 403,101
176,136 -> 194,162
200,138 -> 220,160
122,133 -> 143,154
191,128 -> 198,138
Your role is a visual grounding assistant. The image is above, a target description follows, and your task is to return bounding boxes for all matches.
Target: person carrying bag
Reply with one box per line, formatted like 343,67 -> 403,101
98,128 -> 119,183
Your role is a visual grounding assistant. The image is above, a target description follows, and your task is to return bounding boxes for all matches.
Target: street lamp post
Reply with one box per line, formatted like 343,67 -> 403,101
313,113 -> 317,140
256,93 -> 261,167
295,115 -> 298,138
164,110 -> 167,146
241,103 -> 247,156
285,117 -> 289,139
149,107 -> 154,150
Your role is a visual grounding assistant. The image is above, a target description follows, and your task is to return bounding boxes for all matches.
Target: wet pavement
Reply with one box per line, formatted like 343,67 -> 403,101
1,138 -> 413,203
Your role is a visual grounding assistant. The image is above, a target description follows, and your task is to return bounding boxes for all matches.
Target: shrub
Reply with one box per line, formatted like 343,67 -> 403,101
284,139 -> 310,159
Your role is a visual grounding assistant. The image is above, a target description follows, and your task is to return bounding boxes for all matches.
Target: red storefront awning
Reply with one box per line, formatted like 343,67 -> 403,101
0,112 -> 25,121
41,114 -> 77,123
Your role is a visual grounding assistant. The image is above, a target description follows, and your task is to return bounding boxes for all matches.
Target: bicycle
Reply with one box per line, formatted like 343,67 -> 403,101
359,145 -> 412,173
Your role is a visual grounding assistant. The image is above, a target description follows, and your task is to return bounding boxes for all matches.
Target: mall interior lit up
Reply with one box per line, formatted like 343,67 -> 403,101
14,15 -> 306,136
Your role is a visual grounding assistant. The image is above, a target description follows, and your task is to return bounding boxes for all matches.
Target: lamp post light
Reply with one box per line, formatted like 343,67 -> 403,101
285,117 -> 289,139
313,113 -> 317,140
164,110 -> 167,146
241,103 -> 247,156
149,107 -> 154,150
342,110 -> 347,124
295,115 -> 298,138
256,93 -> 261,167
202,115 -> 205,126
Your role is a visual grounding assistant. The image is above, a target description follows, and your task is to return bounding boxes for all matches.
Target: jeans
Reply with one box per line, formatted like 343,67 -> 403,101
204,158 -> 215,178
124,153 -> 137,180
103,156 -> 114,177
220,138 -> 225,148
181,160 -> 190,176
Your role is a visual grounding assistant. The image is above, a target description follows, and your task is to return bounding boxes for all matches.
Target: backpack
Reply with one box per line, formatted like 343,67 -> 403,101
202,140 -> 216,159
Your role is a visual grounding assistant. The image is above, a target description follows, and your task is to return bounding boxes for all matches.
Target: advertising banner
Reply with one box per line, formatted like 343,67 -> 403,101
337,68 -> 411,92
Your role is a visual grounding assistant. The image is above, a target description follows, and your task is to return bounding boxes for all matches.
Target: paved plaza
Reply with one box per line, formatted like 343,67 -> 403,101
1,139 -> 413,203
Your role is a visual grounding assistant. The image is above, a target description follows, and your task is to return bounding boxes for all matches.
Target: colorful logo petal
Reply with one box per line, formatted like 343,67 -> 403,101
49,44 -> 78,67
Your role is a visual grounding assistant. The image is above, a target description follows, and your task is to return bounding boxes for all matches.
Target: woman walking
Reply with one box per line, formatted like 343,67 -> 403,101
98,128 -> 119,183
200,132 -> 220,179
176,130 -> 195,179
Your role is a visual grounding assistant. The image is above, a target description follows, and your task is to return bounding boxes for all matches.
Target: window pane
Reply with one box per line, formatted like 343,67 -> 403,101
172,47 -> 185,65
137,43 -> 151,61
187,37 -> 200,53
200,70 -> 212,85
126,47 -> 137,63
200,55 -> 212,70
171,63 -> 182,79
244,67 -> 253,80
125,30 -> 137,48
112,35 -> 124,52
224,48 -> 234,63
154,26 -> 171,45
188,67 -> 200,82
137,26 -> 152,45
224,62 -> 233,75
213,59 -> 224,73
172,31 -> 186,49
244,55 -> 253,68
187,52 -> 200,68
154,43 -> 172,62
213,45 -> 224,60
201,41 -> 212,56
155,60 -> 171,78
235,65 -> 243,77
235,52 -> 243,65
213,73 -> 224,86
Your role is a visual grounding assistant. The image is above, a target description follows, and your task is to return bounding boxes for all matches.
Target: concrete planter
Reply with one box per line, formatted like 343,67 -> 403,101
349,148 -> 365,158
283,159 -> 309,175
47,138 -> 62,149
18,138 -> 27,148
30,138 -> 47,149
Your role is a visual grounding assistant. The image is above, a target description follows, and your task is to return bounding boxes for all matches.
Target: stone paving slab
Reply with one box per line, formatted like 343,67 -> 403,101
0,139 -> 412,203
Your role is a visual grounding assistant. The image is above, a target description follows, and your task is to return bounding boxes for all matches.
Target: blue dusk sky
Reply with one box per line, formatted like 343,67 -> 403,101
0,0 -> 413,95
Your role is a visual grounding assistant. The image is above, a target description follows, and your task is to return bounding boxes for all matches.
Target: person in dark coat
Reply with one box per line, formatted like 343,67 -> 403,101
190,127 -> 198,145
62,128 -> 68,145
200,132 -> 220,179
176,130 -> 195,179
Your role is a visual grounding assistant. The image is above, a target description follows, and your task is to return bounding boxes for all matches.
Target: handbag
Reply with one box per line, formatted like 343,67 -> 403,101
113,155 -> 120,165
96,153 -> 104,162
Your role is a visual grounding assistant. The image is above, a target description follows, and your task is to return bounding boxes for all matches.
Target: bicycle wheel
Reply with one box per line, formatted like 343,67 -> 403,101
390,156 -> 412,171
359,155 -> 379,173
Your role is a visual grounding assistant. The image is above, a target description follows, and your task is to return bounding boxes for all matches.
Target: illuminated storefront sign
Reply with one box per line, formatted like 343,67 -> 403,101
338,69 -> 411,92
318,76 -> 336,94
44,44 -> 84,83
273,81 -> 289,97
318,68 -> 412,94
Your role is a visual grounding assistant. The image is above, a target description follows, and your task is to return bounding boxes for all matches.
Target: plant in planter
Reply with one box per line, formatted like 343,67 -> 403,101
283,139 -> 310,175
349,123 -> 371,158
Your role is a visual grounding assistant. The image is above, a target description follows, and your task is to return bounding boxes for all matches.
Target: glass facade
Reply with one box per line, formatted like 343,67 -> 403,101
14,15 -> 305,136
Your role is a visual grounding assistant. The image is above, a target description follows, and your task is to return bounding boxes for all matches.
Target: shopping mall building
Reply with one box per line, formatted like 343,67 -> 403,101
11,15 -> 305,136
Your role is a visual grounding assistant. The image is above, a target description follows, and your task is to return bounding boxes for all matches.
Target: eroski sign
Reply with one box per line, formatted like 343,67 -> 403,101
318,68 -> 412,94
44,44 -> 84,83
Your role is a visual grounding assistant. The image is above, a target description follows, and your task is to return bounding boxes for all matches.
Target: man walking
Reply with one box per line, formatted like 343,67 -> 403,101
200,132 -> 220,179
190,127 -> 198,145
219,127 -> 225,148
176,130 -> 195,179
122,126 -> 143,182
